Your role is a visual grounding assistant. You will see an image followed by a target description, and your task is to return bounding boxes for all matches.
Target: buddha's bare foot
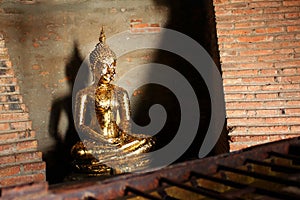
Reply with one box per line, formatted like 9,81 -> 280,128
71,141 -> 114,175
72,160 -> 113,175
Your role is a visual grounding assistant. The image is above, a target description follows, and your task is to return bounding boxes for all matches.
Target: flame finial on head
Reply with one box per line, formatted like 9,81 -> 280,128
99,26 -> 106,43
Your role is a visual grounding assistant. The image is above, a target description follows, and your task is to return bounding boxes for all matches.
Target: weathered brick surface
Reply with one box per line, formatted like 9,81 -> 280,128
0,35 -> 45,188
214,0 -> 300,150
129,19 -> 161,34
0,182 -> 49,200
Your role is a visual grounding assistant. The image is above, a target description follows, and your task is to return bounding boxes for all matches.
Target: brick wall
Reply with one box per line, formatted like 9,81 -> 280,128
213,0 -> 300,151
0,34 -> 46,188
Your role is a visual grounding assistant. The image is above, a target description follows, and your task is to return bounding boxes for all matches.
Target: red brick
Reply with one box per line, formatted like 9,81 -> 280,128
242,77 -> 275,84
0,175 -> 31,187
245,94 -> 256,99
251,13 -> 284,21
223,69 -> 258,77
290,125 -> 300,132
217,15 -> 252,23
0,143 -> 15,153
274,49 -> 295,54
230,143 -> 251,151
284,134 -> 300,139
130,28 -> 146,34
235,21 -> 265,29
256,93 -> 278,99
262,83 -> 300,90
16,140 -> 38,151
247,126 -> 289,133
226,110 -> 246,116
215,10 -> 232,16
31,173 -> 46,182
223,78 -> 242,85
258,54 -> 293,62
230,135 -> 271,143
0,166 -> 20,177
0,122 -> 10,131
130,19 -> 143,24
1,182 -> 48,198
275,34 -> 295,41
259,69 -> 278,75
236,36 -> 273,43
218,37 -> 236,43
239,50 -> 273,56
19,130 -> 36,139
0,155 -> 15,165
147,27 -> 161,33
250,1 -> 282,8
224,93 -> 245,100
278,75 -> 300,83
214,0 -> 229,4
0,173 -> 45,187
0,77 -> 17,85
218,29 -> 252,36
247,85 -> 262,91
265,117 -> 300,124
280,68 -> 297,75
221,56 -> 257,63
247,110 -> 257,116
256,41 -> 300,49
226,101 -> 264,109
283,0 -> 300,6
10,120 -> 32,130
286,100 -> 300,106
287,26 -> 300,32
264,6 -> 300,14
232,135 -> 294,145
228,117 -> 266,125
285,13 -> 300,19
255,27 -> 285,34
280,91 -> 300,98
228,126 -> 247,132
0,132 -> 18,141
15,152 -> 42,163
131,23 -> 149,28
232,8 -> 263,15
267,19 -> 300,27
295,53 -> 300,58
275,60 -> 300,68
231,141 -> 268,148
23,162 -> 45,172
216,23 -> 234,29
0,113 -> 29,121
224,85 -> 248,92
295,48 -> 300,53
263,100 -> 286,107
224,62 -> 274,70
215,2 -> 247,10
255,109 -> 279,116
285,108 -> 300,115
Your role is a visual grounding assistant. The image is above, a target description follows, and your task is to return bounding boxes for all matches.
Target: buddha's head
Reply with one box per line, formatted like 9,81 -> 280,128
89,27 -> 117,84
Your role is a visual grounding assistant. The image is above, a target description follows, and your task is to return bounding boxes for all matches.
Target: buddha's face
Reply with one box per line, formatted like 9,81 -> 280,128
99,57 -> 116,84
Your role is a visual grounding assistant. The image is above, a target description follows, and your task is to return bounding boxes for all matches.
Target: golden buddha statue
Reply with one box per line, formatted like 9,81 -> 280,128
71,28 -> 155,176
